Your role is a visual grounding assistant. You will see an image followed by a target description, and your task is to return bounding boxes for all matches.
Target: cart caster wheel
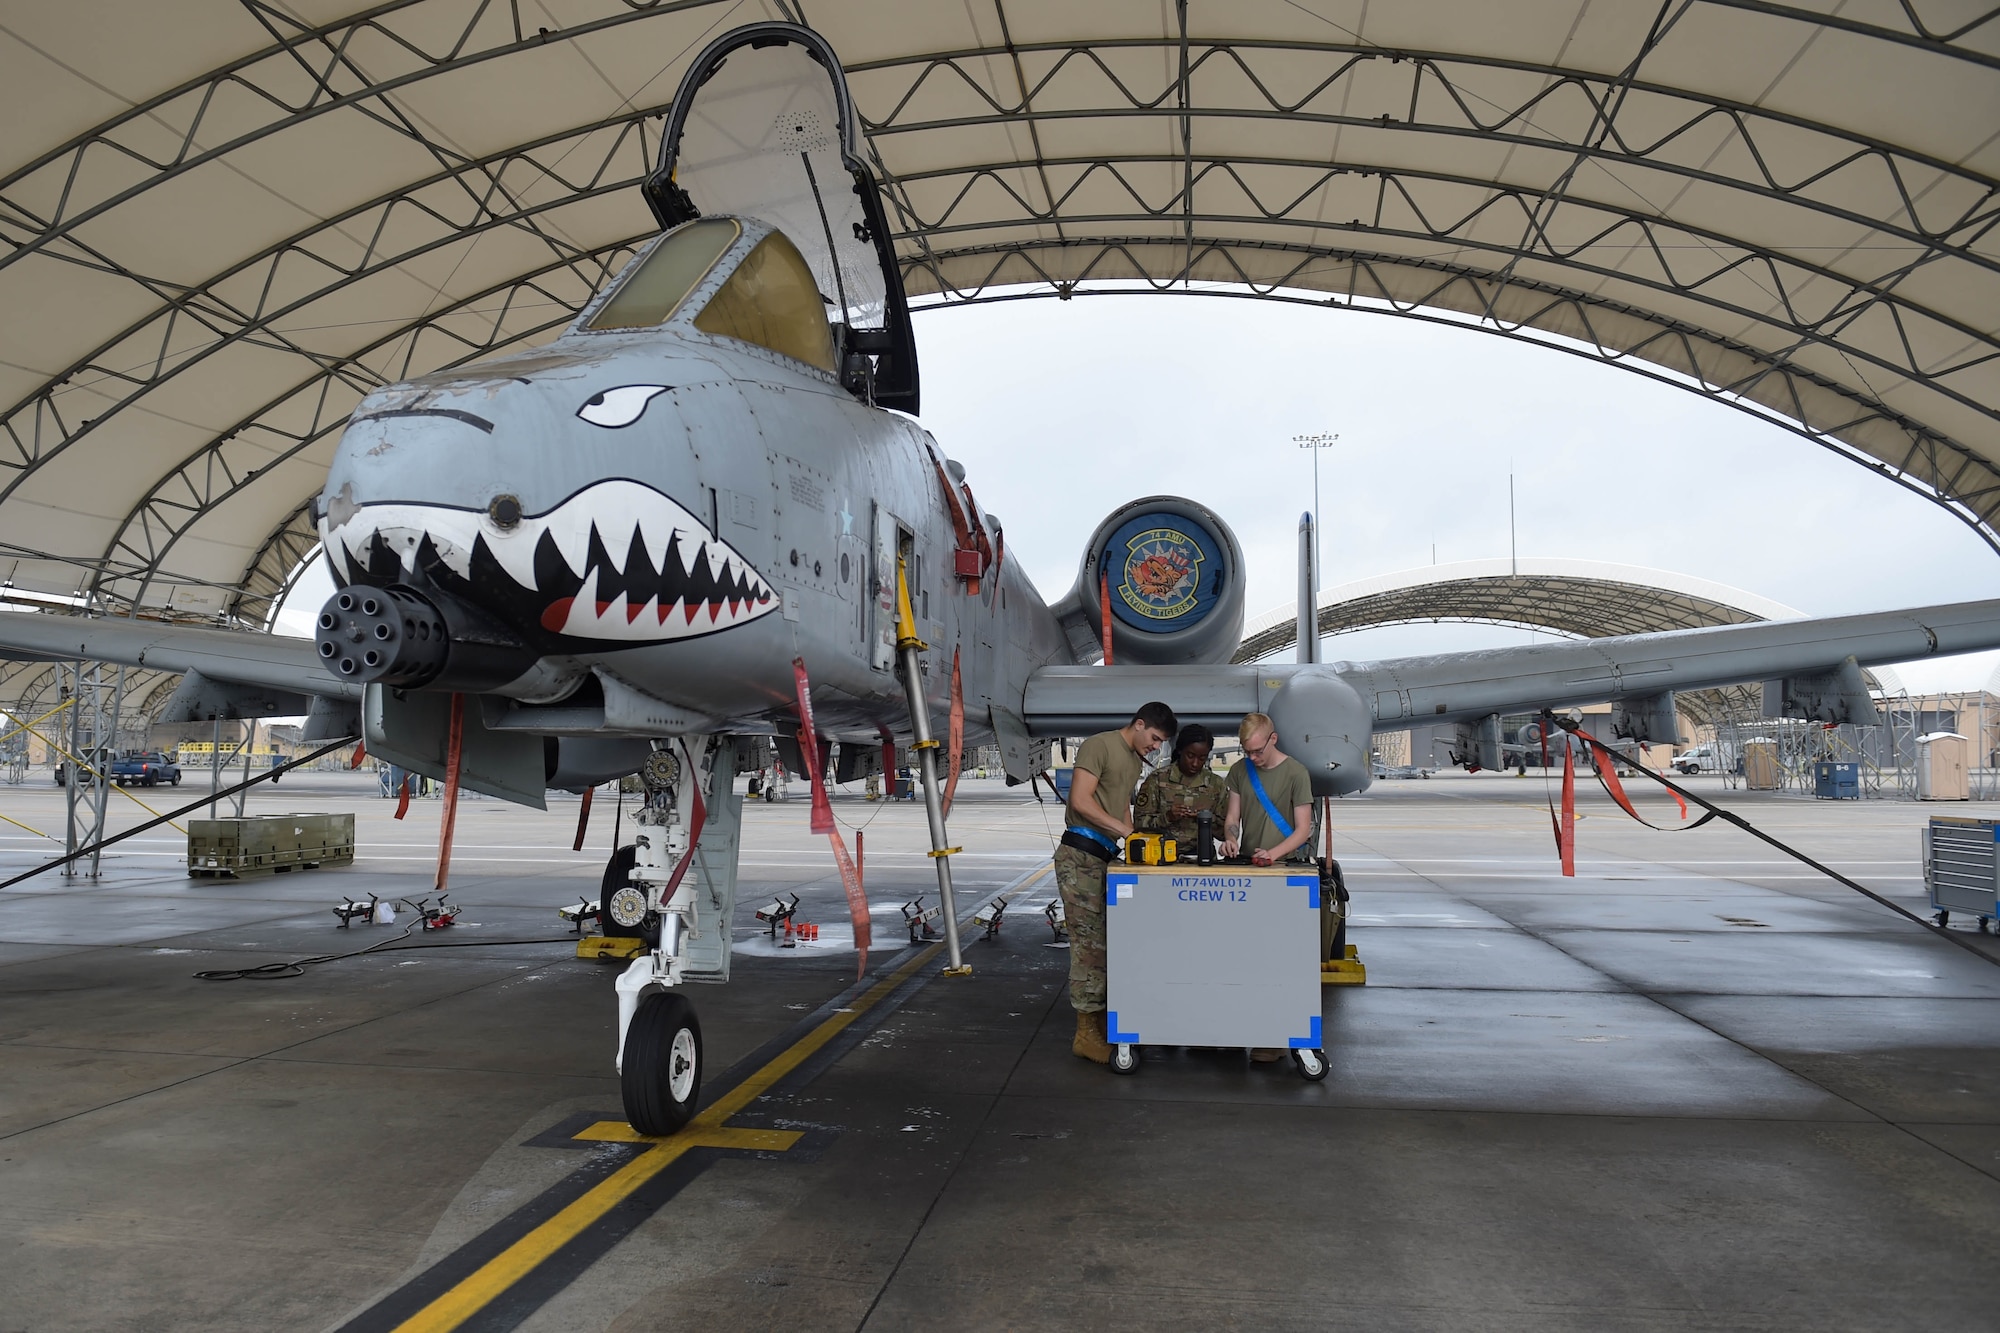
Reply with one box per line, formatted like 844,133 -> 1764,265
1293,1048 -> 1329,1082
1110,1044 -> 1139,1075
621,991 -> 702,1135
1935,910 -> 1950,928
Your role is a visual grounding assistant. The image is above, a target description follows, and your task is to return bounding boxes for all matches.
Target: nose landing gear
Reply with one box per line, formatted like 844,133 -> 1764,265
621,991 -> 703,1133
609,735 -> 743,1136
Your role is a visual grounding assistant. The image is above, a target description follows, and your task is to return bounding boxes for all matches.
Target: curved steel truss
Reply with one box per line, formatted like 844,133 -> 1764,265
907,244 -> 2000,550
0,0 -> 1993,627
1234,560 -> 1789,726
1,110 -> 662,498
1237,566 -> 1774,664
95,238 -> 647,614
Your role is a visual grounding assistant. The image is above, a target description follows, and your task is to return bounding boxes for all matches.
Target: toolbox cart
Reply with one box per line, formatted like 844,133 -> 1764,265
1105,864 -> 1329,1081
1924,816 -> 1998,932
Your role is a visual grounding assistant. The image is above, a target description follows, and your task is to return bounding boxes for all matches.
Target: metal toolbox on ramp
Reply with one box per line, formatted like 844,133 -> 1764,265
188,813 -> 355,878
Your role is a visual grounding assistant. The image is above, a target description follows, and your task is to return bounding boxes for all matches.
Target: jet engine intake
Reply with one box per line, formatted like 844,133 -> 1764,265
315,584 -> 534,693
1061,496 -> 1245,666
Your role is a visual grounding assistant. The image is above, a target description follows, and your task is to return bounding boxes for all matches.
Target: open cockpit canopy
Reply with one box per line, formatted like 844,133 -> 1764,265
583,217 -> 838,375
644,21 -> 917,411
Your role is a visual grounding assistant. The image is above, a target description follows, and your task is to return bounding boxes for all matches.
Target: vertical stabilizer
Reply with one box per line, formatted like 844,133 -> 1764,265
1297,512 -> 1319,665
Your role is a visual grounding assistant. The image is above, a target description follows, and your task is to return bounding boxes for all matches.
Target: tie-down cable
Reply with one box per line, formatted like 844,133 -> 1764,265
1544,711 -> 1998,968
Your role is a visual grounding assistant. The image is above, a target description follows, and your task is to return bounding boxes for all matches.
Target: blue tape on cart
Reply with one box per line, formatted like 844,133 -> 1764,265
1291,872 -> 1318,909
1289,1014 -> 1323,1049
1107,1011 -> 1140,1043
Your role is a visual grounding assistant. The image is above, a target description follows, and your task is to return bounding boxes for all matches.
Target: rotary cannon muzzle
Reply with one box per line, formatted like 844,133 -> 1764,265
314,584 -> 532,692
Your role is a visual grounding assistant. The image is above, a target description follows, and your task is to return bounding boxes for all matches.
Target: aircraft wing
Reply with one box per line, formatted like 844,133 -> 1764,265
1352,596 -> 2000,728
0,610 -> 356,720
1022,597 -> 2000,735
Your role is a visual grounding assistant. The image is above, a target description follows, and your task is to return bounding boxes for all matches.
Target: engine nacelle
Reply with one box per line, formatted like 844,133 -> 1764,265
1059,496 -> 1245,666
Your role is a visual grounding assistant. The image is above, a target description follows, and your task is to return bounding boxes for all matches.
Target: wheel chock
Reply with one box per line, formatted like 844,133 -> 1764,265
1321,944 -> 1366,986
578,936 -> 648,962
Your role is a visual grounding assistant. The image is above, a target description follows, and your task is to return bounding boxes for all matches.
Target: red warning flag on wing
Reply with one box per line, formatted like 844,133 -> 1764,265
793,667 -> 836,839
793,658 -> 871,975
942,647 -> 965,819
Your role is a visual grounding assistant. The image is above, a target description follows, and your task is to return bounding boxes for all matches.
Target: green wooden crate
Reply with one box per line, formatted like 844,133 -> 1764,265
187,813 -> 355,878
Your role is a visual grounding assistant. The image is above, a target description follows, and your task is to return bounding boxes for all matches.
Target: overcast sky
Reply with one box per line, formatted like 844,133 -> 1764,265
916,295 -> 2000,694
283,294 -> 1999,694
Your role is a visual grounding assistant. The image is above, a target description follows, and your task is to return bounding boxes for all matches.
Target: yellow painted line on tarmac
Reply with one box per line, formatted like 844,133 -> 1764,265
389,940 -> 944,1333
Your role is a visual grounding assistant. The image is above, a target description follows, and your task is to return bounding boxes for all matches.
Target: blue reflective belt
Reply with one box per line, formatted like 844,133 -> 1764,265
1244,763 -> 1294,839
1065,825 -> 1120,854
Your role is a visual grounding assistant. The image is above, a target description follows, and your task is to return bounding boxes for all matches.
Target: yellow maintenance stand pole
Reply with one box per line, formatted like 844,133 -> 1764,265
896,558 -> 969,976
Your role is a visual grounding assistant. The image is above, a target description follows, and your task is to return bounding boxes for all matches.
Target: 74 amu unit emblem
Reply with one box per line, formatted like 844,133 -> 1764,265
1119,527 -> 1204,620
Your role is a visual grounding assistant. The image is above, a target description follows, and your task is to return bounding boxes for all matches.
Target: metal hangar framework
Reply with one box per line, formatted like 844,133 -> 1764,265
0,1 -> 1995,719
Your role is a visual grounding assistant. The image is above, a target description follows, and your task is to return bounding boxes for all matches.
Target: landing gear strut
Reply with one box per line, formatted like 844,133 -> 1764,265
611,736 -> 741,1135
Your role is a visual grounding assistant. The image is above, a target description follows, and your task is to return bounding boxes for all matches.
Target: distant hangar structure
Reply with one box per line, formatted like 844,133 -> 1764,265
0,1 -> 1995,722
1238,557 -> 1802,661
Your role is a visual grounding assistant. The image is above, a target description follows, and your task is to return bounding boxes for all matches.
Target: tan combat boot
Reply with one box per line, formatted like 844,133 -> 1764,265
1071,1010 -> 1112,1064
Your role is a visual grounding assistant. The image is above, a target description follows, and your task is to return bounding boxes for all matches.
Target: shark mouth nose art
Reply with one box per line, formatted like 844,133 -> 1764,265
322,479 -> 776,645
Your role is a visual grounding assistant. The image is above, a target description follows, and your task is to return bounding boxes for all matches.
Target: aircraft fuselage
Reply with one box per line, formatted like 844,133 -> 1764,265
320,315 -> 1073,747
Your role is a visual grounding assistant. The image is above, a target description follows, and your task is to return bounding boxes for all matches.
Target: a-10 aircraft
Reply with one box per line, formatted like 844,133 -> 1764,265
5,23 -> 1999,1134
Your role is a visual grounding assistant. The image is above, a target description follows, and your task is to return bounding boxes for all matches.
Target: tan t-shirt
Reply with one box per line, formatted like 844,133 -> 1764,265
1067,728 -> 1147,839
1225,755 -> 1315,861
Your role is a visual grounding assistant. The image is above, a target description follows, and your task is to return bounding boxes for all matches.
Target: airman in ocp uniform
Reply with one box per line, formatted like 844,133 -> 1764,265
1053,700 -> 1178,1066
1133,723 -> 1228,852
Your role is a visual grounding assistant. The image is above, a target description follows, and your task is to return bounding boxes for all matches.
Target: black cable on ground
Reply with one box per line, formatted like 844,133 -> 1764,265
1,736 -> 358,890
1548,714 -> 2000,967
194,932 -> 581,981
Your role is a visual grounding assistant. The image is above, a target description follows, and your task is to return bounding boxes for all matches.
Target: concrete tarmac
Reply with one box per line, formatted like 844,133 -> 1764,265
1,767 -> 1997,1331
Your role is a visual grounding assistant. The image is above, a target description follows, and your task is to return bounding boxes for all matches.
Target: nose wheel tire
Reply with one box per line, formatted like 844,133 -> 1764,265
1110,1044 -> 1139,1075
622,991 -> 703,1135
1293,1048 -> 1329,1082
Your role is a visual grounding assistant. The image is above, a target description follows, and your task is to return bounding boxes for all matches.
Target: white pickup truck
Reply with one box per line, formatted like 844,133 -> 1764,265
1673,744 -> 1719,775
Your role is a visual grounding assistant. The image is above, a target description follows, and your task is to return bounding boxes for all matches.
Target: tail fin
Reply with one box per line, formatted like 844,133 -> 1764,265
1297,512 -> 1319,665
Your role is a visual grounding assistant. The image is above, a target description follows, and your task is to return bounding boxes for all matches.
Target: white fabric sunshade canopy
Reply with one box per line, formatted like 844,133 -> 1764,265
0,0 -> 1994,659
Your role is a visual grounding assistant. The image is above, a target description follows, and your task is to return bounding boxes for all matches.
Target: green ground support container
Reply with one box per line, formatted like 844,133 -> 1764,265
187,813 -> 355,878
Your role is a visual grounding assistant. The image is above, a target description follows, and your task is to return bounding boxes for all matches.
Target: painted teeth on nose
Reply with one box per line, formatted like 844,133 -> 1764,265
481,512 -> 545,591
638,513 -> 672,573
609,515 -> 644,576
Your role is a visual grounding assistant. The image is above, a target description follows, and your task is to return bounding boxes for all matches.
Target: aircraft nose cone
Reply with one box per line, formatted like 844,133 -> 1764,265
1269,668 -> 1373,797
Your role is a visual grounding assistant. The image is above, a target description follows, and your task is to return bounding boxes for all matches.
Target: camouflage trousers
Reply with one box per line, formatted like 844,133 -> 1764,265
1053,843 -> 1110,1013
